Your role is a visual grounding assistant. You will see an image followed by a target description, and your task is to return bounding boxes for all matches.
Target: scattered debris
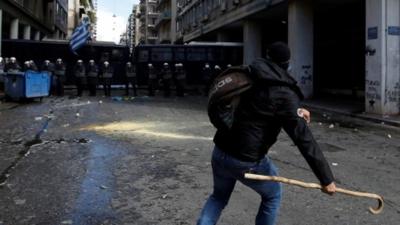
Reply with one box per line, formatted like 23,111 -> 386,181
75,113 -> 80,117
151,155 -> 155,158
354,128 -> 358,132
11,138 -> 23,145
74,138 -> 91,144
35,117 -> 43,121
100,185 -> 108,190
381,122 -> 385,125
44,114 -> 56,120
329,124 -> 335,129
61,220 -> 73,224
87,101 -> 91,104
62,124 -> 70,128
99,100 -> 103,104
318,122 -> 322,126
388,134 -> 392,139
14,199 -> 26,205
332,163 -> 339,166
162,194 -> 168,199
55,138 -> 67,144
112,96 -> 123,102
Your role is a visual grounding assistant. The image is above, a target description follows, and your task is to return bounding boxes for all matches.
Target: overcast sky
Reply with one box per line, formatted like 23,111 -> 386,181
96,0 -> 139,43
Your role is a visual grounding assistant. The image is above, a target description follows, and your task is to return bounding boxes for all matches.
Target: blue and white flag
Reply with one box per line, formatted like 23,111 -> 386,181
70,18 -> 91,55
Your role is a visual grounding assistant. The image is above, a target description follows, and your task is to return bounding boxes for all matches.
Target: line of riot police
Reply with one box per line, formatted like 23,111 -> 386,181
0,57 -> 67,96
1,56 -> 230,98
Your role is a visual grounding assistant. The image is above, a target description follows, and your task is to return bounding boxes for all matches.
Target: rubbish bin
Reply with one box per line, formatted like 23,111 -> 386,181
4,71 -> 50,101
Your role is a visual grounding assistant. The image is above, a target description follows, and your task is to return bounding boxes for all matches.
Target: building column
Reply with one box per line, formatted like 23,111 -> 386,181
243,20 -> 262,64
171,0 -> 177,43
288,0 -> 314,99
365,0 -> 400,115
34,31 -> 41,41
23,25 -> 31,40
0,9 -> 3,56
10,18 -> 19,39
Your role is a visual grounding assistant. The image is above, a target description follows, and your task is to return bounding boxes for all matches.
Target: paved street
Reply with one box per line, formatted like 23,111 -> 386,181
0,93 -> 399,225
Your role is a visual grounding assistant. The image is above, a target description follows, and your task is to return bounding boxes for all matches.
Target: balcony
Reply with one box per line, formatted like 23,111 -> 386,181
155,10 -> 171,28
148,36 -> 158,40
148,11 -> 160,18
148,0 -> 157,5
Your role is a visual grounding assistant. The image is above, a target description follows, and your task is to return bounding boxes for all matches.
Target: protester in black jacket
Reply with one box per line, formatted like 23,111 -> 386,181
198,42 -> 336,225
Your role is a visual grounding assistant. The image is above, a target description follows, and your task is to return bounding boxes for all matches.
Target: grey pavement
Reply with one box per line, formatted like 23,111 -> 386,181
0,93 -> 399,225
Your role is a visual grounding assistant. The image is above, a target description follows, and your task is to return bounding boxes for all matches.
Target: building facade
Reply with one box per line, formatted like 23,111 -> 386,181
138,0 -> 159,44
121,4 -> 141,55
0,0 -> 69,55
155,0 -> 177,44
67,0 -> 97,39
177,0 -> 400,115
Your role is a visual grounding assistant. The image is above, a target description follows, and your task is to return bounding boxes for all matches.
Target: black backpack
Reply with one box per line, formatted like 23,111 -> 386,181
207,66 -> 253,130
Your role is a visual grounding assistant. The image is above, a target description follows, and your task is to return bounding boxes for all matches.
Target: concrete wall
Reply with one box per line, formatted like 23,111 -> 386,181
243,20 -> 262,64
366,0 -> 400,115
288,0 -> 314,99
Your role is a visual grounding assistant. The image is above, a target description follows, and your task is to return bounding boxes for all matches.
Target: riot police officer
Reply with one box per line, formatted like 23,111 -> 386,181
29,60 -> 38,71
161,62 -> 172,97
5,57 -> 21,72
41,60 -> 55,94
174,63 -> 186,97
87,60 -> 99,96
0,57 -> 4,90
74,60 -> 86,96
202,63 -> 212,96
147,63 -> 157,96
125,62 -> 137,96
54,58 -> 66,96
101,61 -> 113,96
23,61 -> 32,71
214,65 -> 222,78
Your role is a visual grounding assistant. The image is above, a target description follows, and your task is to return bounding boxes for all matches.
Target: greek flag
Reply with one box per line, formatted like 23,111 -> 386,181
70,18 -> 91,55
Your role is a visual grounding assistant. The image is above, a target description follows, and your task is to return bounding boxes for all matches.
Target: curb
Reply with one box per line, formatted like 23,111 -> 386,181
303,103 -> 400,128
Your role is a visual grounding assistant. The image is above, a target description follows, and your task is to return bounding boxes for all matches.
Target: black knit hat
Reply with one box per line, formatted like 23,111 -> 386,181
267,42 -> 291,63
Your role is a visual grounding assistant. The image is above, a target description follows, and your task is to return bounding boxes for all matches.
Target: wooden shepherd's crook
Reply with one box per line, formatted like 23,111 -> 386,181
244,173 -> 384,215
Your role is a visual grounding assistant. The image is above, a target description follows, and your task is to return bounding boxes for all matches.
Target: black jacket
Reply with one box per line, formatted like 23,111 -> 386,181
214,58 -> 334,185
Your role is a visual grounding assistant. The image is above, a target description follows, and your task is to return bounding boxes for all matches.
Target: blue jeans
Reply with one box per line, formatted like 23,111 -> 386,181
197,147 -> 282,225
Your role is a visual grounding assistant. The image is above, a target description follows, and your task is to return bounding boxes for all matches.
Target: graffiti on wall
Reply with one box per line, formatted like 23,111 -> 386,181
366,80 -> 381,108
384,82 -> 400,108
300,65 -> 313,86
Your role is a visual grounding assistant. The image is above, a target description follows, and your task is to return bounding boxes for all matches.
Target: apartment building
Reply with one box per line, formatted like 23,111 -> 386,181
154,0 -> 177,44
67,0 -> 97,39
176,0 -> 400,115
138,0 -> 159,44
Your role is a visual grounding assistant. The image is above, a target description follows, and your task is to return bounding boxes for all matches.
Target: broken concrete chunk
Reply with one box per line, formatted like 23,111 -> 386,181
14,199 -> 26,205
61,220 -> 73,224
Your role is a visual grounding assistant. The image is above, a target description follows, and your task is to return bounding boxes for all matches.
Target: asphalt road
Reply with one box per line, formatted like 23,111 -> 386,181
0,93 -> 399,225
